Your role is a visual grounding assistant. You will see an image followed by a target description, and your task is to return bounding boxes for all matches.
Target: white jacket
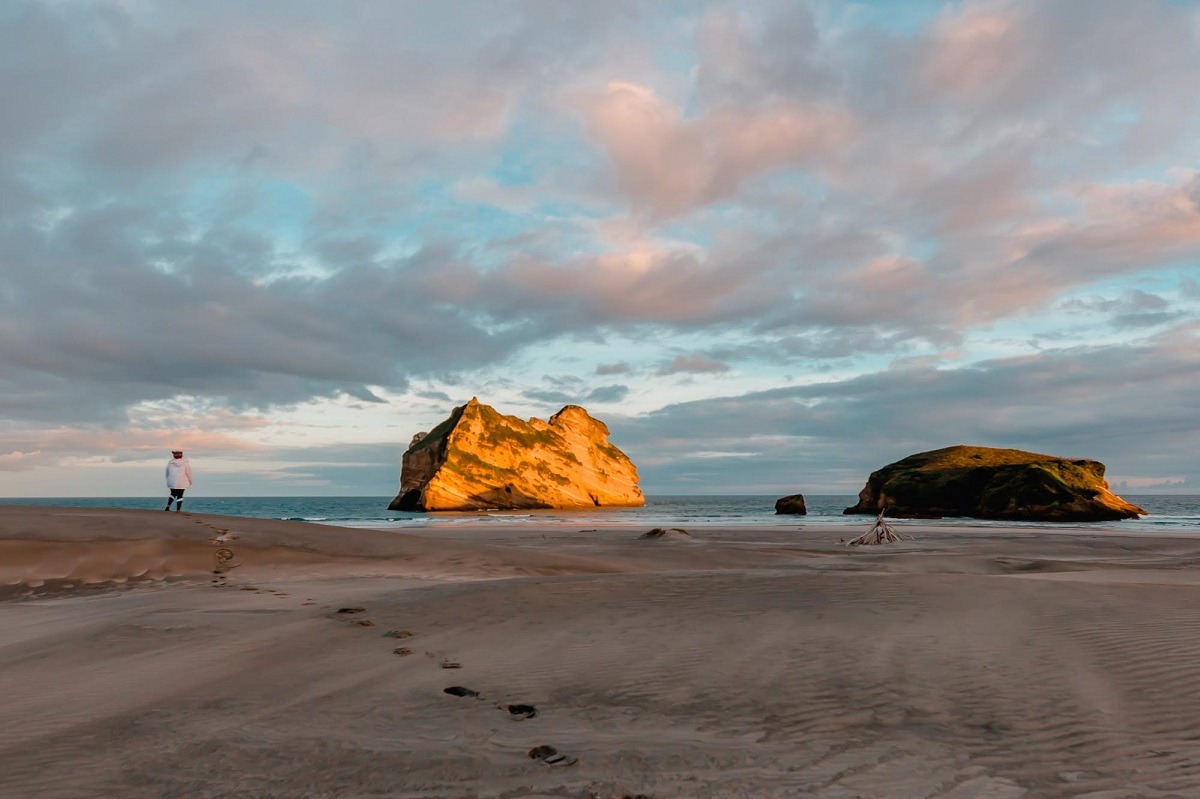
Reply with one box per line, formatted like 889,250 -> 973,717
166,458 -> 193,489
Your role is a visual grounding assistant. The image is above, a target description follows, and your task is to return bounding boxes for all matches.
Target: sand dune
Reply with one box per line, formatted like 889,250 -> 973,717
4,506 -> 1200,797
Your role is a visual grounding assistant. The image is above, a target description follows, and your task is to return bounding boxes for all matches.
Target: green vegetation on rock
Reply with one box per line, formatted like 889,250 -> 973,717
844,445 -> 1143,522
406,405 -> 466,454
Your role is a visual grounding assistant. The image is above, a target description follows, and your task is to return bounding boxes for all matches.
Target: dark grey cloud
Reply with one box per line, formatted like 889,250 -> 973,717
1182,278 -> 1200,302
0,190 -> 537,423
1058,290 -> 1183,330
522,376 -> 629,407
586,384 -> 630,404
611,323 -> 1200,493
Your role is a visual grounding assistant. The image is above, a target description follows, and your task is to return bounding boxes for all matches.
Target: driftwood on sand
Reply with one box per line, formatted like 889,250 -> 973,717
847,512 -> 910,546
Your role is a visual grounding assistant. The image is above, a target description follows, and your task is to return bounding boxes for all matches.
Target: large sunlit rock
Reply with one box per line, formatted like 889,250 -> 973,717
388,398 -> 644,512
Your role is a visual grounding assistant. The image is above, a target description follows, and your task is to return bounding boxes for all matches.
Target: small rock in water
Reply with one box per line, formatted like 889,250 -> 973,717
774,493 -> 807,515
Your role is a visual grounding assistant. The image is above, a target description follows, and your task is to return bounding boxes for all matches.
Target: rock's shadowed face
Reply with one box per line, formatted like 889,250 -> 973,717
844,445 -> 1144,522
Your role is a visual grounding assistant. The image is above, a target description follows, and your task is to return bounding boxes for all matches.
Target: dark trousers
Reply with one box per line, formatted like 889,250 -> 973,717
165,488 -> 185,509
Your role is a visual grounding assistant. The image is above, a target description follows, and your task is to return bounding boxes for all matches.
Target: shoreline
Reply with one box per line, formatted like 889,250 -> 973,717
4,504 -> 1200,599
6,505 -> 1200,797
3,494 -> 1195,535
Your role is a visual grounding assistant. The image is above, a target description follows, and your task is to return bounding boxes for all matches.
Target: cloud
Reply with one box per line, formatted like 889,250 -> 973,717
0,183 -> 548,424
923,5 -> 1017,93
595,361 -> 632,376
1182,278 -> 1200,301
613,322 -> 1200,493
0,407 -> 271,472
656,354 -> 730,376
1059,289 -> 1181,329
0,1 -> 640,178
3,1 -> 1200,494
0,449 -> 45,472
579,80 -> 851,219
483,239 -> 780,326
693,5 -> 836,107
522,377 -> 630,407
585,384 -> 630,403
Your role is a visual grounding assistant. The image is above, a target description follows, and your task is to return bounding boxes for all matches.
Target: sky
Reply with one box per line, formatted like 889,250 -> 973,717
1,0 -> 1199,498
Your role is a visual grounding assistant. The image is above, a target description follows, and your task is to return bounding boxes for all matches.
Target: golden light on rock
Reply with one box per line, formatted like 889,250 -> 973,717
388,398 -> 644,512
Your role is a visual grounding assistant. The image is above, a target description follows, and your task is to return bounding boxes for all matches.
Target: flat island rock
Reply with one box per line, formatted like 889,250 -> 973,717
843,445 -> 1145,522
388,398 -> 645,512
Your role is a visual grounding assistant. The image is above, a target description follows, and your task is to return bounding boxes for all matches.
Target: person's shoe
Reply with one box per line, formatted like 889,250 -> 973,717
175,507 -> 181,512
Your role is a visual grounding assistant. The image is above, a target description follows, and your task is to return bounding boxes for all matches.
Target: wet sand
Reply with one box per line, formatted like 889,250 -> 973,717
4,505 -> 1200,798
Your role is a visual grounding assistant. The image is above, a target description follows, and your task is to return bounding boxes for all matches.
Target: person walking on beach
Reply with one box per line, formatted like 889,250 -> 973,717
164,449 -> 193,512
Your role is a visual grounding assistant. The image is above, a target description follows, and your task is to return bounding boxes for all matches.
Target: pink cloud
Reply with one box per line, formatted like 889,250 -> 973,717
501,240 -> 770,324
951,174 -> 1200,324
656,354 -> 730,376
0,450 -> 45,473
581,80 -> 851,218
923,3 -> 1019,93
0,409 -> 271,472
1071,174 -> 1200,252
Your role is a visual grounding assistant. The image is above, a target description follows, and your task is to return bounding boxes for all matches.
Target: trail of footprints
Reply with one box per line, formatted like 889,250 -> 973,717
332,605 -> 601,775
189,514 -> 247,589
193,516 -> 645,795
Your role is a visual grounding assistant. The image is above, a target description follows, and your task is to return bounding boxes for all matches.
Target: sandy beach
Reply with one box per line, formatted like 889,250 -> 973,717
4,506 -> 1200,798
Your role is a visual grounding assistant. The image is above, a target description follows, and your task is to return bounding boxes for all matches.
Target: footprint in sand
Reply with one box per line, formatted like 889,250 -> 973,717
527,745 -> 576,767
383,629 -> 414,639
424,651 -> 460,666
336,607 -> 366,614
392,647 -> 414,657
444,686 -> 481,698
503,703 -> 537,720
639,527 -> 691,539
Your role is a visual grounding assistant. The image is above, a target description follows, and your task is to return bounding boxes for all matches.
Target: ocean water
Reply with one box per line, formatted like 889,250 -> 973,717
3,495 -> 1198,533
